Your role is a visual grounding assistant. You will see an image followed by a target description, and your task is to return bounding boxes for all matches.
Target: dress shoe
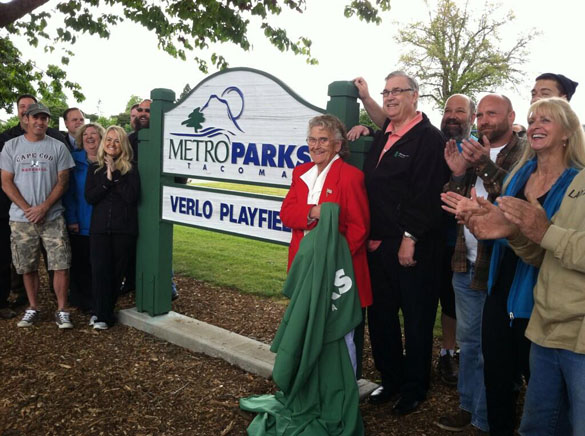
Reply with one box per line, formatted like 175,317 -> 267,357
392,396 -> 422,416
436,409 -> 471,431
368,386 -> 400,405
0,307 -> 17,319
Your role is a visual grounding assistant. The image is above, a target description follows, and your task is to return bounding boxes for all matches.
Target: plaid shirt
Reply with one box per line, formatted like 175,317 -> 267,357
445,133 -> 526,290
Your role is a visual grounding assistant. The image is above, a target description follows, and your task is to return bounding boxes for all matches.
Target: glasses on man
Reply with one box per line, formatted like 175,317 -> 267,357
306,136 -> 332,146
136,108 -> 150,113
380,88 -> 414,97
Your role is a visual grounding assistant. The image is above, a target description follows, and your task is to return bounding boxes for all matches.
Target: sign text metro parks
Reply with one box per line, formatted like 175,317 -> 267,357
162,69 -> 323,187
162,186 -> 291,243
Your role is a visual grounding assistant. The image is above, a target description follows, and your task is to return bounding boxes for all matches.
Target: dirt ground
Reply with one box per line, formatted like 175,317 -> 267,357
0,274 -> 467,436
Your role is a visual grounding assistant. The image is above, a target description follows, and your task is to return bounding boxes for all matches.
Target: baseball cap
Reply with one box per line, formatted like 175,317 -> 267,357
25,103 -> 52,117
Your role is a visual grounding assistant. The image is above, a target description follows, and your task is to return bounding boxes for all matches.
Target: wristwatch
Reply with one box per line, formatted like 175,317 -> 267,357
403,231 -> 418,242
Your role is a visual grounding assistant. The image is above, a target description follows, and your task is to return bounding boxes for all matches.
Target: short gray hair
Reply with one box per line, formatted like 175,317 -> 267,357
307,114 -> 350,160
385,70 -> 419,93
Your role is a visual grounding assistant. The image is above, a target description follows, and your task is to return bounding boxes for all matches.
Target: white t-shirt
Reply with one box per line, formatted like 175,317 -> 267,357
0,134 -> 75,222
464,144 -> 507,262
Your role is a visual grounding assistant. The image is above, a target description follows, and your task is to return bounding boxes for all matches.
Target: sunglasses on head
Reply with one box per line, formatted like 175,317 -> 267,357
136,108 -> 150,113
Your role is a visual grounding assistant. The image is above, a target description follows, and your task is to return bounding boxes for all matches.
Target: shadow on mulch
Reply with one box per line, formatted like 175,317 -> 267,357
0,272 -> 485,435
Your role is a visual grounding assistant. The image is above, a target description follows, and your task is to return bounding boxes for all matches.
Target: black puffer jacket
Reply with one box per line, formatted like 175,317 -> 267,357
85,163 -> 140,235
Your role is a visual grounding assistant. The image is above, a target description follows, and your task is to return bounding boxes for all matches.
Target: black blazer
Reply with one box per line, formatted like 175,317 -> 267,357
85,163 -> 140,235
363,113 -> 448,241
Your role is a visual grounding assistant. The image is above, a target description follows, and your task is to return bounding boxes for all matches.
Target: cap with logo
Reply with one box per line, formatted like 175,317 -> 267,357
25,103 -> 52,117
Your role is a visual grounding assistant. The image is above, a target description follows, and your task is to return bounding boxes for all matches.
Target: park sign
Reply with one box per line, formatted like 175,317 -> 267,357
136,74 -> 365,315
162,68 -> 324,187
161,186 -> 291,243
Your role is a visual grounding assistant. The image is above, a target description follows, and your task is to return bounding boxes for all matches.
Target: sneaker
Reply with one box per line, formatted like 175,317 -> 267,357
55,310 -> 73,329
17,309 -> 39,327
436,410 -> 472,432
89,315 -> 97,326
93,321 -> 108,330
437,353 -> 458,386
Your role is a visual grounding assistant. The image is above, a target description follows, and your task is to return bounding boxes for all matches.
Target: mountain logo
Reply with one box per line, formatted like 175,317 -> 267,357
174,86 -> 245,143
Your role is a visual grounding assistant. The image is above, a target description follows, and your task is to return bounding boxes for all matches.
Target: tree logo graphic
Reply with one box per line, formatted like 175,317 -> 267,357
181,107 -> 205,132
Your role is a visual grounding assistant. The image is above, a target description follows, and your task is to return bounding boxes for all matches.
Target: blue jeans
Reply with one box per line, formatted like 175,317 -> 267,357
520,343 -> 585,436
453,267 -> 489,432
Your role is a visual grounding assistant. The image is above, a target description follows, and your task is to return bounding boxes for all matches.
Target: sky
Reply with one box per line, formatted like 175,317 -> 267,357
4,0 -> 585,128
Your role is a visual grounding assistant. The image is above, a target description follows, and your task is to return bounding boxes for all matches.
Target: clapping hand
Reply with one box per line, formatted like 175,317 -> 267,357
498,194 -> 550,244
105,155 -> 114,181
444,139 -> 470,176
441,187 -> 481,223
460,135 -> 490,166
465,196 -> 517,240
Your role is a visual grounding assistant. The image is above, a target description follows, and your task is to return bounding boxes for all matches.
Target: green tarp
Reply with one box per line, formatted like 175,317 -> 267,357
240,202 -> 364,436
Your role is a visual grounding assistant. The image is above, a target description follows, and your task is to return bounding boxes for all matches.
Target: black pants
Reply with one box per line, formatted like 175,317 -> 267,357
482,290 -> 531,436
367,237 -> 440,401
439,244 -> 456,319
0,218 -> 10,307
90,233 -> 135,325
69,234 -> 93,312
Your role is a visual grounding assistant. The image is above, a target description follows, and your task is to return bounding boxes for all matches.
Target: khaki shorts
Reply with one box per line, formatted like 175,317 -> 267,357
10,216 -> 71,274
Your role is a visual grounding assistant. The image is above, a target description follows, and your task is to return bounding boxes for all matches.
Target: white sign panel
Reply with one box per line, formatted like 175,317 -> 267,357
162,186 -> 292,243
162,69 -> 323,187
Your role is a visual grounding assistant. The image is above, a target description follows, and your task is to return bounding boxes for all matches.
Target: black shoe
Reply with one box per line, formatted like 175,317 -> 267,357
435,409 -> 471,431
392,396 -> 422,416
437,353 -> 458,386
369,386 -> 400,405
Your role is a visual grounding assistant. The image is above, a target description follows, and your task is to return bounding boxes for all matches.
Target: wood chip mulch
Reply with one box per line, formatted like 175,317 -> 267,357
0,273 -> 464,435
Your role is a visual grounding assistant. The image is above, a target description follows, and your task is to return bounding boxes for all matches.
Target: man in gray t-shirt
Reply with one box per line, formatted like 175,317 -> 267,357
0,103 -> 76,329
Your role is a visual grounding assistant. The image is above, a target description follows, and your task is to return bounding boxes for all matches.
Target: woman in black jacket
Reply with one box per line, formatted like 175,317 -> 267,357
85,126 -> 140,330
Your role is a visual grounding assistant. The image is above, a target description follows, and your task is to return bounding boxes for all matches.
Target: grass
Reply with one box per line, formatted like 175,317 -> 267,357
188,179 -> 289,197
173,224 -> 289,299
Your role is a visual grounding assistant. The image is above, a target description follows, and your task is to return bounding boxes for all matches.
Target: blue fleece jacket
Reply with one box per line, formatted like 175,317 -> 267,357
63,149 -> 93,236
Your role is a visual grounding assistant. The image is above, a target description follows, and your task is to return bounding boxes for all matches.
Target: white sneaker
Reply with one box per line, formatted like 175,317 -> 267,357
93,321 -> 108,330
55,310 -> 73,329
89,315 -> 97,326
17,309 -> 39,328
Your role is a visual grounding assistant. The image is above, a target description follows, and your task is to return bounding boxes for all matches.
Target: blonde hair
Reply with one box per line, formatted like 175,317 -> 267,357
75,123 -> 105,148
96,125 -> 134,175
503,97 -> 585,191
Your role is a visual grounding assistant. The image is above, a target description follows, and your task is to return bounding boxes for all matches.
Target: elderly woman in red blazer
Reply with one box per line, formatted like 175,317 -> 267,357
280,114 -> 372,375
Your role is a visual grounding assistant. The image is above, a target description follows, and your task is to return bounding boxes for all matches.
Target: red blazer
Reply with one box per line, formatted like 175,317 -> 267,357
280,159 -> 373,307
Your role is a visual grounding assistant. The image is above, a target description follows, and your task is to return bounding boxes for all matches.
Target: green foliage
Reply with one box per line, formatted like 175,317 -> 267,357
344,0 -> 391,24
359,108 -> 378,131
395,0 -> 535,109
0,1 -> 392,113
179,83 -> 192,101
0,115 -> 19,131
125,95 -> 142,112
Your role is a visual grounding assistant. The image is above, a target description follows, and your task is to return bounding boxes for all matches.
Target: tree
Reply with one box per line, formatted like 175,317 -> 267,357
179,84 -> 192,102
0,0 -> 390,113
395,0 -> 535,109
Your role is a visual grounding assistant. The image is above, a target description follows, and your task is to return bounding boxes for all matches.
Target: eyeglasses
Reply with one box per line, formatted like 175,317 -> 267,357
380,88 -> 414,97
306,136 -> 332,146
136,108 -> 150,113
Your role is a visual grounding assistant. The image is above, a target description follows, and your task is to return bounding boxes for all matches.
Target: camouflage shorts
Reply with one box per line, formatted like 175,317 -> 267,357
9,216 -> 71,274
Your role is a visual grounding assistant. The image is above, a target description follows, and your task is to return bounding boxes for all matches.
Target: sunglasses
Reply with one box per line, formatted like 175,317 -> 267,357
136,108 -> 150,113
